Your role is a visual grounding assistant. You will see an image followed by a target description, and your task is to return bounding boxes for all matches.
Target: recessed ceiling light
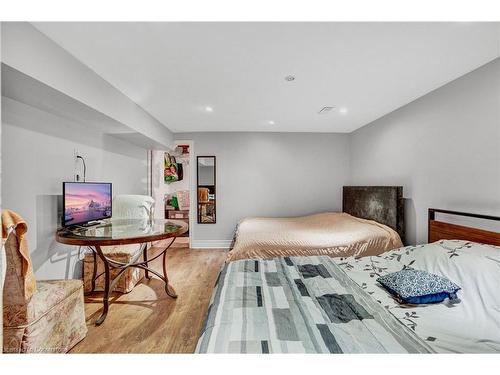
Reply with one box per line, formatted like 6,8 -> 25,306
339,107 -> 348,115
205,106 -> 213,112
267,120 -> 275,125
284,75 -> 295,82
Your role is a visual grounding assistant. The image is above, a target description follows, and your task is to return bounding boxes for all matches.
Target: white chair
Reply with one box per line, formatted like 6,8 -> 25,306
112,195 -> 155,221
83,195 -> 155,294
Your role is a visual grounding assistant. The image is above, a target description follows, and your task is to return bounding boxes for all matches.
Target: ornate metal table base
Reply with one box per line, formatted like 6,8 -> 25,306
87,238 -> 177,325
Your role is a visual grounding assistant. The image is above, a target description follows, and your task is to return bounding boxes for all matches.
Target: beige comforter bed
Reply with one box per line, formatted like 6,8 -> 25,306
227,212 -> 403,262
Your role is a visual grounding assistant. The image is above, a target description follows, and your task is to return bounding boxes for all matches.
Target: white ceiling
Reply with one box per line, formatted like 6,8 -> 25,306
33,22 -> 500,133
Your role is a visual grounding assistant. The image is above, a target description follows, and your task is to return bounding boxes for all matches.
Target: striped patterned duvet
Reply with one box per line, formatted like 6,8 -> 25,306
196,256 -> 434,353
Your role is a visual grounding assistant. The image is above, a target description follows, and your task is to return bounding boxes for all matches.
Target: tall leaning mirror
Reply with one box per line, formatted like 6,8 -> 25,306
197,156 -> 216,224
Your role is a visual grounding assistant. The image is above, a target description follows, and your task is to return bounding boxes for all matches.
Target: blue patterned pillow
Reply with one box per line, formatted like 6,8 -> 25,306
377,269 -> 461,304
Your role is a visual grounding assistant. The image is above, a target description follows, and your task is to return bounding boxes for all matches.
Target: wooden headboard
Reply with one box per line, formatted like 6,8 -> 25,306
342,186 -> 405,244
428,208 -> 500,246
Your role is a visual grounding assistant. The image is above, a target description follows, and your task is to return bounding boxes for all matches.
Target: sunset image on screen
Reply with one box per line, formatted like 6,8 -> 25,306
64,183 -> 112,225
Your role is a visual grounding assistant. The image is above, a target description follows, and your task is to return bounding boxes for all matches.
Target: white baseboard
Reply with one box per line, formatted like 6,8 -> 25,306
191,240 -> 232,249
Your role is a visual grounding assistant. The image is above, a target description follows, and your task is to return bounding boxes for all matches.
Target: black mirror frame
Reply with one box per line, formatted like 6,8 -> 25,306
196,156 -> 216,224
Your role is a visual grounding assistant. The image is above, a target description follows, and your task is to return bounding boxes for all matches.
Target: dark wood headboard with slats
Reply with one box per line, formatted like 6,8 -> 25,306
342,186 -> 405,244
428,208 -> 500,246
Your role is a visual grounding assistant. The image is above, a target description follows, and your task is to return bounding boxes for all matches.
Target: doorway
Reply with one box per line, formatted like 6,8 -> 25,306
149,141 -> 194,248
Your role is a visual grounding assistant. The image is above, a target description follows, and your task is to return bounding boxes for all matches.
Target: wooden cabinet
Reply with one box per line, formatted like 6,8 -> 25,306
167,209 -> 189,220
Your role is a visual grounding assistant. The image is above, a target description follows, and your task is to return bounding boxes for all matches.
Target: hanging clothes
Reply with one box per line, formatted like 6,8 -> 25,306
177,162 -> 184,181
164,153 -> 179,184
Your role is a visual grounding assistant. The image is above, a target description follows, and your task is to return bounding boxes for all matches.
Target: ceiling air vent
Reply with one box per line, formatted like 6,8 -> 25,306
318,106 -> 335,114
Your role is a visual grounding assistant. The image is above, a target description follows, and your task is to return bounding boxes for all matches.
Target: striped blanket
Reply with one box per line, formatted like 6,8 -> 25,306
196,256 -> 434,353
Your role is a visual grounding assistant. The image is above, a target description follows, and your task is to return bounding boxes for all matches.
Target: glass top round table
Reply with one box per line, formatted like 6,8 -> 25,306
55,218 -> 188,326
55,218 -> 188,246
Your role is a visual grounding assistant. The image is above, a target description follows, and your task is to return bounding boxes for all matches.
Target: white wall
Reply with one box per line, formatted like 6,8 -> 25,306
1,98 -> 148,280
175,132 -> 351,247
350,58 -> 500,245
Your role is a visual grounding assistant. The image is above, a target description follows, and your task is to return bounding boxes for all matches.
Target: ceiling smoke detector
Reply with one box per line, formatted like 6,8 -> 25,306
318,106 -> 335,114
284,75 -> 295,81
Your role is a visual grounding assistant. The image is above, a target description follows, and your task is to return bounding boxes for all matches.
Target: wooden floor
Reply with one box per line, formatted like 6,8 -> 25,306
70,239 -> 227,353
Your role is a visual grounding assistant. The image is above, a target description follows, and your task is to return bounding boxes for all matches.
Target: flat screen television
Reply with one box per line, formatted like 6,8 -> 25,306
62,182 -> 112,227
